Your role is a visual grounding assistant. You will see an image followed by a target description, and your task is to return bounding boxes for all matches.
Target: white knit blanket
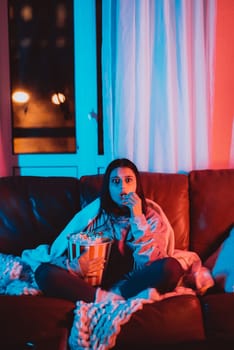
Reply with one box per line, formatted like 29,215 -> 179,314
69,299 -> 146,350
68,286 -> 196,350
0,253 -> 41,296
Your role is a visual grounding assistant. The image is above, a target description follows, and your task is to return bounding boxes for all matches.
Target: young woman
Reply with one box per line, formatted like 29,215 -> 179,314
35,158 -> 184,302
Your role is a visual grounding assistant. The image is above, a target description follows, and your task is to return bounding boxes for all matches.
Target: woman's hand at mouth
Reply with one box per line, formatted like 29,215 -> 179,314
121,192 -> 142,217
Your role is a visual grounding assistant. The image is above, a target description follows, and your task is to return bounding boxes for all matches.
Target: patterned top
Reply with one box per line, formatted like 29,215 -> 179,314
85,205 -> 171,268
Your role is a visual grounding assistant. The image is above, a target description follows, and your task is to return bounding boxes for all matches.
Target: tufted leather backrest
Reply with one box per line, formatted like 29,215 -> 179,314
80,172 -> 190,250
0,176 -> 80,255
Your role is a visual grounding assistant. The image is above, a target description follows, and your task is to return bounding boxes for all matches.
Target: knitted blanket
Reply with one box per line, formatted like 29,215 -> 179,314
69,299 -> 146,350
68,286 -> 196,350
0,253 -> 41,296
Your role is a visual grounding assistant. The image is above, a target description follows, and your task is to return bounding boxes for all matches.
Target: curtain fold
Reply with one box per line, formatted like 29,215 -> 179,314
102,0 -> 225,172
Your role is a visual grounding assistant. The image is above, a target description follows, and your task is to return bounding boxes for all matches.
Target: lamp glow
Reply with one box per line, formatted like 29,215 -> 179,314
12,91 -> 30,103
51,93 -> 66,105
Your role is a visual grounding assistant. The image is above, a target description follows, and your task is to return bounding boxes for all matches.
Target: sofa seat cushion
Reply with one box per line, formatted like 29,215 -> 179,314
201,293 -> 234,340
0,295 -> 74,346
114,295 -> 205,348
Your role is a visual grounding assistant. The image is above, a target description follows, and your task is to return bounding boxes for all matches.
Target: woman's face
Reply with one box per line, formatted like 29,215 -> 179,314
109,167 -> 137,207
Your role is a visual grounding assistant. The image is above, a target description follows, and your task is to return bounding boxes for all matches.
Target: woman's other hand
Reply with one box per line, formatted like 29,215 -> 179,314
78,250 -> 105,277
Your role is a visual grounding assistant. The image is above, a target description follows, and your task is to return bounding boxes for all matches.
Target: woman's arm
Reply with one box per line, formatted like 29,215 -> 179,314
128,201 -> 175,268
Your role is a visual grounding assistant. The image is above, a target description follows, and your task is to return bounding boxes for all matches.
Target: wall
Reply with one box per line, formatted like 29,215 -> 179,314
0,0 -> 233,176
211,0 -> 234,168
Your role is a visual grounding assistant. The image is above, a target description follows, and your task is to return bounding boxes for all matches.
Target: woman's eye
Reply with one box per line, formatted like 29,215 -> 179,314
111,178 -> 120,184
126,177 -> 133,183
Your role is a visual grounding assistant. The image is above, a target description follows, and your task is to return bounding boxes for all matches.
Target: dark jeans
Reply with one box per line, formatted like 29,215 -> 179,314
118,257 -> 184,299
35,257 -> 184,303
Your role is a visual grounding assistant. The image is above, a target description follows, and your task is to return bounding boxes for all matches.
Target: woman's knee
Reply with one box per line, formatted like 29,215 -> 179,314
164,257 -> 183,275
35,263 -> 62,292
35,263 -> 53,281
161,257 -> 184,290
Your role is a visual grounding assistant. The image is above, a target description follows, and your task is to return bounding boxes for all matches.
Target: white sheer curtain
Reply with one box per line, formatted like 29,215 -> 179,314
102,0 -> 217,172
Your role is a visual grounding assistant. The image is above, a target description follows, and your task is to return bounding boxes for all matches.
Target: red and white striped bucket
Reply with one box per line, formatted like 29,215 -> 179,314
67,232 -> 113,286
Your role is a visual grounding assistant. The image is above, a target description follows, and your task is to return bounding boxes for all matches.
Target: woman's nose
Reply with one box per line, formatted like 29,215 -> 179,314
120,181 -> 127,191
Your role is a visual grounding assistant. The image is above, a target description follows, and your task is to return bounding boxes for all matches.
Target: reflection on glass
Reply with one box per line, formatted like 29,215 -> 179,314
8,0 -> 76,154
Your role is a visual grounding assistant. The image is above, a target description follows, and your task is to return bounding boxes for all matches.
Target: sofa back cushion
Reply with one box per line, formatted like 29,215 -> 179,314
189,169 -> 234,260
0,176 -> 80,256
80,172 -> 189,250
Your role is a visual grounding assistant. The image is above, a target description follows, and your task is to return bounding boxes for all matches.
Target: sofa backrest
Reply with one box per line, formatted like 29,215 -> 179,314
1,169 -> 232,259
189,169 -> 234,260
80,172 -> 190,250
0,176 -> 80,255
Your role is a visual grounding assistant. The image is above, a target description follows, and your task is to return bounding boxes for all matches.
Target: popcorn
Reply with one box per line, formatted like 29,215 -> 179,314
68,231 -> 105,246
67,232 -> 113,286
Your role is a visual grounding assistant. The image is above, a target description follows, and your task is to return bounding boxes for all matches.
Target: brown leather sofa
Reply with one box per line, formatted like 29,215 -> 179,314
0,169 -> 233,350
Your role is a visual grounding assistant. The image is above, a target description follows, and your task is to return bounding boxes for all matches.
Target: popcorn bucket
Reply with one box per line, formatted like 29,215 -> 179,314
67,232 -> 113,286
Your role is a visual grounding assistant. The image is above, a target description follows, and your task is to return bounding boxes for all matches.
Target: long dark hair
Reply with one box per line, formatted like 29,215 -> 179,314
100,158 -> 147,215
